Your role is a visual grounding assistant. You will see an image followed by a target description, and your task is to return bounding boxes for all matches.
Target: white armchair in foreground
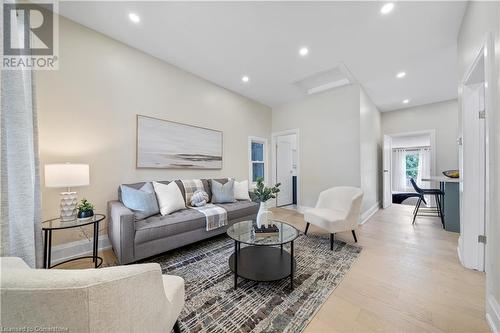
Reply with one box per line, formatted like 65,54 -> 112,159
304,186 -> 364,250
0,257 -> 185,333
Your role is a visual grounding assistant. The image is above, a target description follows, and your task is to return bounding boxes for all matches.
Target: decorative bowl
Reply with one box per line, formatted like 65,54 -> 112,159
442,170 -> 459,178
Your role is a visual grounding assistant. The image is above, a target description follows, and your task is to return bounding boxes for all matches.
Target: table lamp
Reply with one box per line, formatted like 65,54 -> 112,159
45,163 -> 90,221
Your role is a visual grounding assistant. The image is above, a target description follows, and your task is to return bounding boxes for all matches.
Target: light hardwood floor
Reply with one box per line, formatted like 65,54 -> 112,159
58,204 -> 489,333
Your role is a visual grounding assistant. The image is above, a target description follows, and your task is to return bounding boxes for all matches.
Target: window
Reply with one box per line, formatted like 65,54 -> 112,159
405,152 -> 419,189
248,137 -> 267,184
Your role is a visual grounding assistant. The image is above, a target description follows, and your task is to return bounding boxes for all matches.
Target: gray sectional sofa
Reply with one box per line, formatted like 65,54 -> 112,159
108,178 -> 259,264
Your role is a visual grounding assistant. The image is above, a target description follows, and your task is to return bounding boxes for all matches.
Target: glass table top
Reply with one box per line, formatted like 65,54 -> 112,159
42,214 -> 105,230
227,220 -> 299,246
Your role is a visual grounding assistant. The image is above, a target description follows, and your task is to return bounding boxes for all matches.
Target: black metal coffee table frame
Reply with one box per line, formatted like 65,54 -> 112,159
227,220 -> 299,291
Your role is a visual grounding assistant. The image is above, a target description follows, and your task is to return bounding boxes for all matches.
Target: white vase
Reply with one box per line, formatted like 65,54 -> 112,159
256,201 -> 269,228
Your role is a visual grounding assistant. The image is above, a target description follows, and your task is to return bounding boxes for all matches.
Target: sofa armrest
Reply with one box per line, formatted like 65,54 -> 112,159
107,200 -> 135,264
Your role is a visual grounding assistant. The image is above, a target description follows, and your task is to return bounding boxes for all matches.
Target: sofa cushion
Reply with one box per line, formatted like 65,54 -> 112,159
120,182 -> 159,220
233,180 -> 251,201
153,181 -> 186,216
211,179 -> 236,203
119,180 -> 187,203
214,201 -> 259,220
135,209 -> 206,244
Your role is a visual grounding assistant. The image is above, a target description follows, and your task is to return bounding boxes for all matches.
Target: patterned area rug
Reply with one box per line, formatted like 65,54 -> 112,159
140,233 -> 362,333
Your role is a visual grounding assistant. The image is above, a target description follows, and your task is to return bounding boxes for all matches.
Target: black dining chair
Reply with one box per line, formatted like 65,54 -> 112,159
410,178 -> 445,227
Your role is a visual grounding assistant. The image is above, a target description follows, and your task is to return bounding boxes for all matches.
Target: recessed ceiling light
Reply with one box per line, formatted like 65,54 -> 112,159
396,71 -> 406,78
241,76 -> 249,83
129,13 -> 140,23
299,47 -> 309,57
380,3 -> 394,14
403,99 -> 410,104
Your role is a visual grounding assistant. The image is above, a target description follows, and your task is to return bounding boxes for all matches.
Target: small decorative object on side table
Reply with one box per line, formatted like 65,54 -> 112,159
42,214 -> 105,269
77,198 -> 94,219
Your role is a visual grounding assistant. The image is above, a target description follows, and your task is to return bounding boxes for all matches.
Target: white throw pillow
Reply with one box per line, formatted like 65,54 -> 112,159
152,181 -> 186,215
234,180 -> 251,201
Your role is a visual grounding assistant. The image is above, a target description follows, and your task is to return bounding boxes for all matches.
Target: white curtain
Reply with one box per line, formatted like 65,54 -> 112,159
417,148 -> 431,205
0,6 -> 43,267
417,148 -> 431,188
392,149 -> 407,192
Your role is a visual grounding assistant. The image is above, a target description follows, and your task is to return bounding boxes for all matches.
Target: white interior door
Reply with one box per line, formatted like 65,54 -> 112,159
460,83 -> 486,271
383,135 -> 392,208
276,137 -> 293,206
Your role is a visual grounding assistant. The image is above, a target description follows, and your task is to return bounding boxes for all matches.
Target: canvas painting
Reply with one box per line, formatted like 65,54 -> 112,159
137,115 -> 223,169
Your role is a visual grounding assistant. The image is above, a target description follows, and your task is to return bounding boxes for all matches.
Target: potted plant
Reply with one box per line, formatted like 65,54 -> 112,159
77,199 -> 94,219
252,177 -> 281,227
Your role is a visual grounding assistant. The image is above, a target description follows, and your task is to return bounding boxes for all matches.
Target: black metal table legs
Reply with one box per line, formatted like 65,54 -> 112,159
43,222 -> 102,269
43,229 -> 52,269
234,240 -> 238,290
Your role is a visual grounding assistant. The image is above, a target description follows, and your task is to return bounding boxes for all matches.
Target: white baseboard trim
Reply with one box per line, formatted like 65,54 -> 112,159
50,235 -> 111,265
360,201 -> 380,224
487,294 -> 500,333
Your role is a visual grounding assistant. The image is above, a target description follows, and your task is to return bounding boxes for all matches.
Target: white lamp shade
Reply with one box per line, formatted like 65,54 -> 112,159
44,164 -> 90,188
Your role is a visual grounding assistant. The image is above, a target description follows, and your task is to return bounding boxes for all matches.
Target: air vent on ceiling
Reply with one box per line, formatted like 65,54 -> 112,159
293,63 -> 356,95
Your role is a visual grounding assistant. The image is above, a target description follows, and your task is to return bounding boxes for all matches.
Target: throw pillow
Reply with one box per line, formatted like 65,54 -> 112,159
152,181 -> 186,215
233,179 -> 251,201
120,182 -> 159,220
210,179 -> 236,204
190,190 -> 209,207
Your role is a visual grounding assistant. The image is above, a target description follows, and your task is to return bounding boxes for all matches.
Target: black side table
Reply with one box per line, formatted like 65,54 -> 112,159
42,214 -> 105,269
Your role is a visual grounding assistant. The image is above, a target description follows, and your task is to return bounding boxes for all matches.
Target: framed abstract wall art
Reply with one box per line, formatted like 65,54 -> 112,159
136,115 -> 223,169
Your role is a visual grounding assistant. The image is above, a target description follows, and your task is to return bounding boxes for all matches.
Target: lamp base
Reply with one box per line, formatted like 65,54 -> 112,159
60,191 -> 78,221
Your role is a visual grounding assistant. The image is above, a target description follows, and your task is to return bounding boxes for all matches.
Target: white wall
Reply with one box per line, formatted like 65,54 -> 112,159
458,2 -> 500,329
359,88 -> 382,214
381,100 -> 459,173
36,17 -> 272,245
272,85 -> 361,208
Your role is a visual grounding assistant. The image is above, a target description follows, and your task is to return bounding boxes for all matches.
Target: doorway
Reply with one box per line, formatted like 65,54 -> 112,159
272,130 -> 299,207
382,130 -> 436,208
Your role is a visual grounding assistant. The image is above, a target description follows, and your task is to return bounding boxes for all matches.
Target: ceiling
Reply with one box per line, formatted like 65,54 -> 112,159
57,1 -> 467,111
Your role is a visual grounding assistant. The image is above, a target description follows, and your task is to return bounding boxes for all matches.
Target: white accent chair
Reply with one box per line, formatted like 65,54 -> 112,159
304,186 -> 363,250
0,257 -> 185,333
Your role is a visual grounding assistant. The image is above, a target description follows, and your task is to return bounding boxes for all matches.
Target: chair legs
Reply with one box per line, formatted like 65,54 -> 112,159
351,230 -> 357,243
173,320 -> 181,333
330,234 -> 334,251
304,222 -> 310,235
412,197 -> 422,225
435,194 -> 445,227
412,194 -> 445,227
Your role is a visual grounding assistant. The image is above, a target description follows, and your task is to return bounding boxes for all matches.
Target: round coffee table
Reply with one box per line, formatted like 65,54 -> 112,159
227,220 -> 299,290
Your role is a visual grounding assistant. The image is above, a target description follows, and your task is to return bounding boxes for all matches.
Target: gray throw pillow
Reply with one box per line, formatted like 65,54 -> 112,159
210,179 -> 236,204
120,182 -> 160,220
